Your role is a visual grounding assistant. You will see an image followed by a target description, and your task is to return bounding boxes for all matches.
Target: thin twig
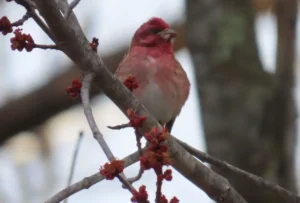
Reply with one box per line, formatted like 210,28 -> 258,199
80,72 -> 135,193
30,10 -> 55,42
11,11 -> 31,27
107,123 -> 131,130
56,0 -> 86,37
155,175 -> 163,203
33,44 -> 60,50
127,167 -> 144,184
125,130 -> 144,185
134,130 -> 143,156
63,132 -> 84,203
15,0 -> 37,9
64,0 -> 82,19
81,73 -> 114,160
15,0 -> 55,42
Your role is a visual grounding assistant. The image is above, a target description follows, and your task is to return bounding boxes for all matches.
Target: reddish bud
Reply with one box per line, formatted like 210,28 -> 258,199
89,37 -> 99,52
160,195 -> 168,203
131,185 -> 149,203
140,127 -> 171,176
10,29 -> 35,52
65,78 -> 82,99
170,197 -> 179,203
99,159 -> 124,180
127,109 -> 147,128
163,169 -> 173,181
0,16 -> 13,35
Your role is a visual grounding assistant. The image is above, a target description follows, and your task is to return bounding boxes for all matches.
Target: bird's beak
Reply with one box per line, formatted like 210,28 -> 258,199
158,28 -> 177,42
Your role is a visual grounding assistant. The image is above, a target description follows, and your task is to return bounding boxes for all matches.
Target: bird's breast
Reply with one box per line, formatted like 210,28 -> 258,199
134,79 -> 176,124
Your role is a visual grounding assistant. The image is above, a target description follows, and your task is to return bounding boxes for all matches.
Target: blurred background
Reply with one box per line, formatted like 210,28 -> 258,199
0,0 -> 299,202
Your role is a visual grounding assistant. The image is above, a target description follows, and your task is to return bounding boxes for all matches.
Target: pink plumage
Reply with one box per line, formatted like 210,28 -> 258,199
115,17 -> 190,131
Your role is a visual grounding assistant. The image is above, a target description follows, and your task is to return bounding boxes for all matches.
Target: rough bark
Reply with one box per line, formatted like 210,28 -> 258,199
185,0 -> 297,202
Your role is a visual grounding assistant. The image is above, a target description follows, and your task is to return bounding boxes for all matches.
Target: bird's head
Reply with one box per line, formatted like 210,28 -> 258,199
131,17 -> 177,49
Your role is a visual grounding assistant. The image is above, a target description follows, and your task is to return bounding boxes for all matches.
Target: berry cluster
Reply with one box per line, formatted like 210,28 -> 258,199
10,29 -> 34,52
131,185 -> 149,203
130,185 -> 179,203
65,78 -> 82,99
140,127 -> 171,173
131,127 -> 178,203
160,195 -> 179,203
127,109 -> 147,128
90,37 -> 99,52
99,159 -> 125,180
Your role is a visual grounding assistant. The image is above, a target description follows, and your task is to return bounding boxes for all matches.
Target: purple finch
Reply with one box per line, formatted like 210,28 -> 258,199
115,17 -> 190,132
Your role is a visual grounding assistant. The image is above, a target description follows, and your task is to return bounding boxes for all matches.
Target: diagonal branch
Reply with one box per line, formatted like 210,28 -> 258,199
46,135 -> 300,203
64,0 -> 82,19
45,149 -> 142,203
15,0 -> 55,42
174,137 -> 300,202
33,0 -> 246,202
81,73 -> 114,160
80,72 -> 135,193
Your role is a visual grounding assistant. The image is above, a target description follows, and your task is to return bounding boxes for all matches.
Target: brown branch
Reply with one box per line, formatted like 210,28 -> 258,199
56,0 -> 86,38
15,0 -> 55,42
64,0 -> 82,19
126,129 -> 144,184
45,149 -> 141,203
10,11 -> 31,27
33,44 -> 59,50
107,123 -> 131,130
81,73 -> 115,161
0,24 -> 185,145
33,0 -> 246,202
80,72 -> 135,193
47,135 -> 300,203
174,137 -> 300,203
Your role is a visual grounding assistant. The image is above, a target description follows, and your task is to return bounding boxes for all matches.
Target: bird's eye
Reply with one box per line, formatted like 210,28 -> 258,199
150,28 -> 161,34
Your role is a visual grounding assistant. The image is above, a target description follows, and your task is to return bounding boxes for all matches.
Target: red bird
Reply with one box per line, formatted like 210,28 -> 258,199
115,17 -> 190,132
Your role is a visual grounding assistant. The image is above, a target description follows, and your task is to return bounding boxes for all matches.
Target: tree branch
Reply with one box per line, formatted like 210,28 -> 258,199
81,73 -> 114,160
47,135 -> 300,203
15,0 -> 55,42
45,149 -> 141,203
174,137 -> 300,203
64,0 -> 82,19
80,72 -> 135,193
